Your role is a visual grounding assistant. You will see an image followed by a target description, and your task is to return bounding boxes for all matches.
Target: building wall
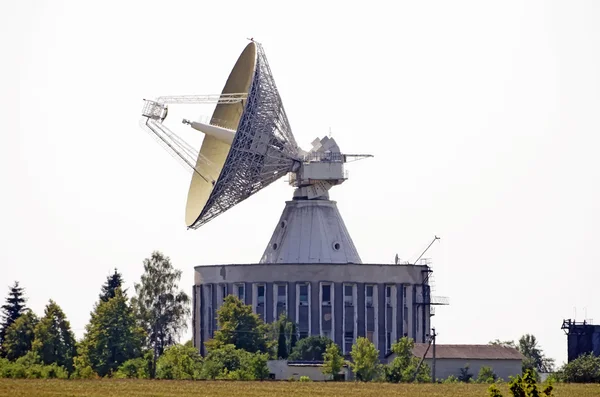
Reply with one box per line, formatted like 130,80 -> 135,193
194,263 -> 432,359
428,358 -> 522,381
267,360 -> 351,381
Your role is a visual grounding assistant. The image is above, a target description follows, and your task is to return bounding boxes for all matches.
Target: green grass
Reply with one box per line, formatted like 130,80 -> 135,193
1,379 -> 600,397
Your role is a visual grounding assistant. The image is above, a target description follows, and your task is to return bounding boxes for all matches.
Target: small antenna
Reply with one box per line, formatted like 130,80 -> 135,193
413,235 -> 441,265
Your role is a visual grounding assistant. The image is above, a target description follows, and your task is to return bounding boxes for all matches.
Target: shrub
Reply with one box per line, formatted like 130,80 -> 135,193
560,353 -> 600,383
115,357 -> 150,379
299,375 -> 311,382
477,366 -> 498,383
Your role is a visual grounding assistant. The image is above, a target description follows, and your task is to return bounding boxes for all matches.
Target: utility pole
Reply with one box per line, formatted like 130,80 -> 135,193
431,327 -> 437,382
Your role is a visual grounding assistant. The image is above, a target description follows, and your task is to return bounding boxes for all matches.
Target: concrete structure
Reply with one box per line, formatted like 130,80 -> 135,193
193,261 -> 433,358
385,344 -> 525,381
267,360 -> 352,381
561,319 -> 600,362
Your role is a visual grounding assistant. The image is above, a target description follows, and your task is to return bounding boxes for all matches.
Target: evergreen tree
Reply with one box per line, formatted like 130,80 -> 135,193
277,321 -> 287,359
131,251 -> 190,377
32,300 -> 77,372
0,281 -> 27,354
80,288 -> 145,377
290,323 -> 298,352
3,310 -> 38,361
100,268 -> 126,303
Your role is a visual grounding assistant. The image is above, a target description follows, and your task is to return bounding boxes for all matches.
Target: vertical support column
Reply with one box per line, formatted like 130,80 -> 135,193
377,283 -> 385,358
199,285 -> 205,355
288,282 -> 296,325
311,281 -> 319,337
244,282 -> 252,307
412,285 -> 417,341
265,282 -> 273,324
334,282 -> 343,348
356,282 -> 365,338
396,283 -> 404,339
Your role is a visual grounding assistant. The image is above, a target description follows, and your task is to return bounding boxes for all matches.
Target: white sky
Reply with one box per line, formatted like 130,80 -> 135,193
1,0 -> 599,366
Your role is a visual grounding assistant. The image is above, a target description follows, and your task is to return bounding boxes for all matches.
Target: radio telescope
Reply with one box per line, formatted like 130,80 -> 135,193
140,40 -> 372,263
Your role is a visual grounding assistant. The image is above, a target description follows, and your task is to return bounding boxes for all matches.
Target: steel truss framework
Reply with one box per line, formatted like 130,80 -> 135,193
189,42 -> 300,228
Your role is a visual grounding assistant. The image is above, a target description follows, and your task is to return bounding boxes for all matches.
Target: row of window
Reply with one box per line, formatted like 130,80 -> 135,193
204,282 -> 418,351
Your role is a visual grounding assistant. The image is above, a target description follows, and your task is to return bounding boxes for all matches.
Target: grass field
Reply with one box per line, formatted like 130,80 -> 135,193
1,380 -> 600,397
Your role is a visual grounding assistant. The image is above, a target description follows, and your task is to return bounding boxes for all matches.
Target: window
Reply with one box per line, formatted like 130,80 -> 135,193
222,285 -> 227,300
322,284 -> 331,305
385,285 -> 392,306
386,332 -> 392,352
344,331 -> 354,353
366,331 -> 374,343
404,305 -> 409,322
277,285 -> 286,306
235,283 -> 245,303
299,331 -> 308,339
344,284 -> 353,306
299,284 -> 308,305
257,285 -> 265,305
403,285 -> 407,299
366,285 -> 374,307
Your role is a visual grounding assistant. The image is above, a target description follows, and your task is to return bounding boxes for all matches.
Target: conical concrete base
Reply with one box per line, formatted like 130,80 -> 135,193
259,199 -> 362,264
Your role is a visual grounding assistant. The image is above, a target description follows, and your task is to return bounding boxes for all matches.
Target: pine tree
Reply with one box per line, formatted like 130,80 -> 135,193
3,310 -> 38,361
32,300 -> 77,372
277,321 -> 287,359
290,323 -> 298,352
0,281 -> 27,355
100,268 -> 126,303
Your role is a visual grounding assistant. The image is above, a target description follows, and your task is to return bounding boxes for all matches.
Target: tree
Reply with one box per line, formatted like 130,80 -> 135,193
156,341 -> 203,380
322,342 -> 344,380
458,364 -> 473,382
288,335 -> 333,361
384,337 -> 430,383
349,337 -> 381,382
80,288 -> 145,377
32,300 -> 76,372
290,323 -> 298,352
559,352 -> 600,383
489,339 -> 517,349
2,310 -> 38,361
477,366 -> 498,383
200,343 -> 269,380
209,295 -> 269,354
131,251 -> 190,377
0,281 -> 27,355
99,268 -> 126,303
277,321 -> 287,359
518,334 -> 555,373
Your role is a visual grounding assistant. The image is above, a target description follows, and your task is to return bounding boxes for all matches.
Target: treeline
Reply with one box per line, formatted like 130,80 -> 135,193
0,251 -> 192,379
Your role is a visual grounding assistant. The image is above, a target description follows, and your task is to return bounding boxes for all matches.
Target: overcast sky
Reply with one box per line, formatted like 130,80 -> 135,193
2,0 -> 599,366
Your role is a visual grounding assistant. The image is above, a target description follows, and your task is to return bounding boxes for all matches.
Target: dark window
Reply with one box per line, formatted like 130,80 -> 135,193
257,285 -> 265,304
299,284 -> 308,302
322,284 -> 331,302
344,285 -> 353,296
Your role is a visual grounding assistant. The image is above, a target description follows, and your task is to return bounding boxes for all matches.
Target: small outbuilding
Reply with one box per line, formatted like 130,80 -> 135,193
267,360 -> 352,381
387,344 -> 525,381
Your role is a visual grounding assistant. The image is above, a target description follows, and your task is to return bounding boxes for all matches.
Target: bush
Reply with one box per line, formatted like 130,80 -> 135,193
200,344 -> 269,381
443,375 -> 459,383
299,375 -> 311,382
156,343 -> 203,380
115,357 -> 150,379
560,353 -> 600,383
70,356 -> 97,379
489,369 -> 553,397
477,366 -> 498,383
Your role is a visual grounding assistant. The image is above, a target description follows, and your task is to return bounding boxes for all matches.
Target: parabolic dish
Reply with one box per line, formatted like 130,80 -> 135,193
185,42 -> 300,229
